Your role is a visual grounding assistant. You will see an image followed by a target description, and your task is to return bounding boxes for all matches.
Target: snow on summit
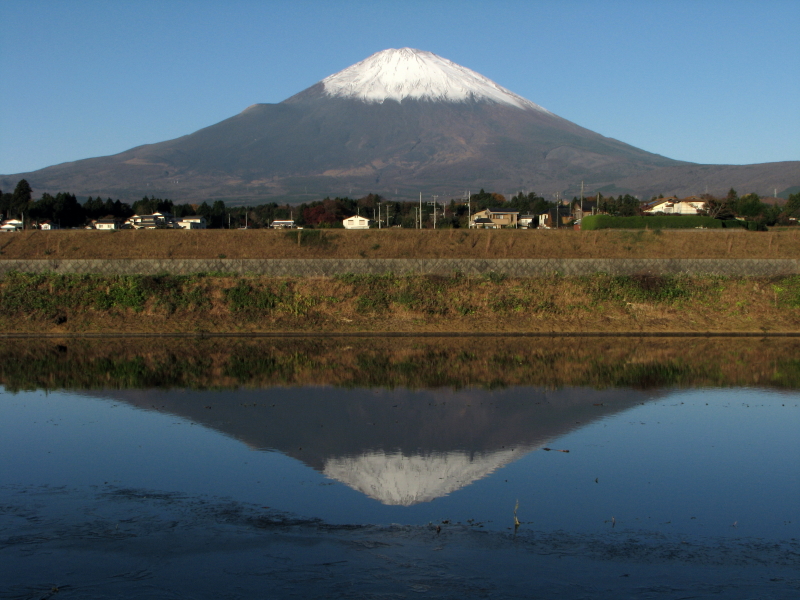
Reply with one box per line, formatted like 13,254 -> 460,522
322,48 -> 548,112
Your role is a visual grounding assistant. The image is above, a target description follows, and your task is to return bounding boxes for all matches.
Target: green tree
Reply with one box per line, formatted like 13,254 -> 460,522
9,179 -> 33,217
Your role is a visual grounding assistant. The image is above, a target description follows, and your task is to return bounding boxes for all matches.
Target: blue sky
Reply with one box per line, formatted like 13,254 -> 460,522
1,0 -> 798,176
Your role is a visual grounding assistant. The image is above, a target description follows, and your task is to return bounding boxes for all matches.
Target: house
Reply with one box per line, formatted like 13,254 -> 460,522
39,220 -> 60,230
643,197 -> 705,215
471,217 -> 496,229
94,218 -> 121,230
571,200 -> 598,220
537,206 -> 572,228
126,213 -> 172,229
343,215 -> 370,229
175,216 -> 207,229
270,219 -> 296,229
1,219 -> 23,232
518,214 -> 541,229
469,208 -> 519,228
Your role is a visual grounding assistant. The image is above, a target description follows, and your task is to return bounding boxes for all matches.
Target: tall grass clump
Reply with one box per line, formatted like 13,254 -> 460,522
585,274 -> 699,304
772,275 -> 800,308
0,272 -> 211,319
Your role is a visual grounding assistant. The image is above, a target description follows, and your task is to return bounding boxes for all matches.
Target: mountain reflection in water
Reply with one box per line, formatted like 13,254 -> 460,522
90,385 -> 657,505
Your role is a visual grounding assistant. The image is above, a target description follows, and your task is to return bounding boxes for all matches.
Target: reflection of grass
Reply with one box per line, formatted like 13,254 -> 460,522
3,336 -> 800,392
0,349 -> 213,392
770,358 -> 800,388
586,360 -> 703,389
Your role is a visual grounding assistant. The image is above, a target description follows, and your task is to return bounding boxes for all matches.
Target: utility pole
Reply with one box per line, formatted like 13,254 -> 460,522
419,192 -> 423,229
554,193 -> 559,229
377,201 -> 381,229
580,180 -> 584,221
428,195 -> 438,229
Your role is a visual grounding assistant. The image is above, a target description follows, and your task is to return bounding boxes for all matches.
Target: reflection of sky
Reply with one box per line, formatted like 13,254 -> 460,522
1,386 -> 798,539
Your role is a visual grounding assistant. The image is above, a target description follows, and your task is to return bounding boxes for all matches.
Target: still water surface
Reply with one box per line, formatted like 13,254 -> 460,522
1,337 -> 799,598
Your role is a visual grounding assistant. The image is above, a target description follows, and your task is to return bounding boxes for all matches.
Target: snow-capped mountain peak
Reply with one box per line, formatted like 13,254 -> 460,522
321,48 -> 549,112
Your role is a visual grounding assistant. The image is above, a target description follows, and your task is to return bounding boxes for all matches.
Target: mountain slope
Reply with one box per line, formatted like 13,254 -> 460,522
2,48 -> 796,203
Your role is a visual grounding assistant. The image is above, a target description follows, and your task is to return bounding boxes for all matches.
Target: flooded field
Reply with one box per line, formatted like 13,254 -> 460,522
1,337 -> 799,599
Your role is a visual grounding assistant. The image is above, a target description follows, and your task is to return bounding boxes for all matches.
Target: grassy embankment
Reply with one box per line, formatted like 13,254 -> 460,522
0,270 -> 798,335
1,229 -> 798,334
2,336 -> 799,391
1,228 -> 799,259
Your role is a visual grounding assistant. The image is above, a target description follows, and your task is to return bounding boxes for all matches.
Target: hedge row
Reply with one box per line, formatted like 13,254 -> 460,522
580,215 -> 744,230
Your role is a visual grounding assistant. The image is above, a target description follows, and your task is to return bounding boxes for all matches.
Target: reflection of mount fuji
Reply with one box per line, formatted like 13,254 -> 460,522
92,385 -> 660,505
323,449 -> 520,506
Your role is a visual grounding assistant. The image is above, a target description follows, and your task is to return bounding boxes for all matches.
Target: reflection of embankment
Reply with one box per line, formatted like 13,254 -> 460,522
89,385 -> 656,504
1,336 -> 799,392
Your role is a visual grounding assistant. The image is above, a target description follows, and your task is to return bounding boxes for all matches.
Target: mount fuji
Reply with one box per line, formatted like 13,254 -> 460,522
3,48 -> 797,202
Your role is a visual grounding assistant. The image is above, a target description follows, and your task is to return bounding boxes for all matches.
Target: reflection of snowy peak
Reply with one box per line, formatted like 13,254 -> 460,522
323,449 -> 528,506
321,47 -> 549,112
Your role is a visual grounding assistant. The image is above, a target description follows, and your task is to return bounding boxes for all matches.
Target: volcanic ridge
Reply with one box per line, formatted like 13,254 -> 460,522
2,48 -> 797,203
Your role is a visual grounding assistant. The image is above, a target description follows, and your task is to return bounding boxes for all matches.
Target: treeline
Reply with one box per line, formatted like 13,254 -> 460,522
2,178 -> 798,229
0,181 -> 557,230
0,180 -> 230,228
698,188 -> 799,226
238,189 -> 556,229
582,188 -> 800,226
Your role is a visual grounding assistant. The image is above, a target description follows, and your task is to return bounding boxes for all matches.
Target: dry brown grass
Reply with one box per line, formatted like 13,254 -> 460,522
1,228 -> 799,259
1,273 -> 798,335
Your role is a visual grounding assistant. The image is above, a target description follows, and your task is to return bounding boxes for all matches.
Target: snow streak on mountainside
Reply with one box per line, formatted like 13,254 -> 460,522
321,48 -> 550,112
323,449 -> 527,506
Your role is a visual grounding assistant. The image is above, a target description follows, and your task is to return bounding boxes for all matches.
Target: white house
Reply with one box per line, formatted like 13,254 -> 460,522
126,213 -> 171,229
343,215 -> 370,229
175,216 -> 207,229
643,197 -> 706,215
1,219 -> 23,232
39,220 -> 60,230
94,219 -> 120,230
270,219 -> 296,229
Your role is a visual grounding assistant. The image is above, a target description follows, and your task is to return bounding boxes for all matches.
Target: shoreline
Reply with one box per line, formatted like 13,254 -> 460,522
2,330 -> 800,338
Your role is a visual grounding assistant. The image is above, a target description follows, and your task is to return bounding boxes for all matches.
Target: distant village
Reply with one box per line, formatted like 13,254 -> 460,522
1,179 -> 797,232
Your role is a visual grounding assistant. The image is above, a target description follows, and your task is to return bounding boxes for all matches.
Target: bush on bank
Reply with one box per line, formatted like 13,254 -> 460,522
581,215 -> 738,230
